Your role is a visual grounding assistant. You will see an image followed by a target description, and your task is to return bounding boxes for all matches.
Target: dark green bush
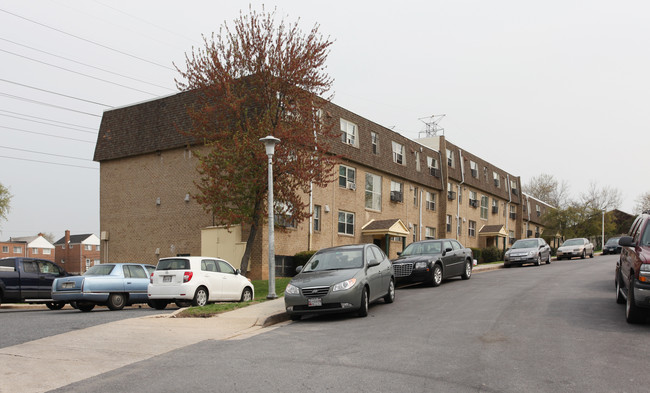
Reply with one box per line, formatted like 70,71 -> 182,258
470,248 -> 482,262
293,250 -> 317,268
481,246 -> 503,263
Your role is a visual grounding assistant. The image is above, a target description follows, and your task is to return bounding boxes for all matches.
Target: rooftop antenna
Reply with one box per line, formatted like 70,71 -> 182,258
418,114 -> 446,138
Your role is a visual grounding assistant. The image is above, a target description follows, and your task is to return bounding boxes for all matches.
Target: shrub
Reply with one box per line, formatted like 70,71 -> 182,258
470,248 -> 482,262
481,246 -> 503,263
293,250 -> 317,268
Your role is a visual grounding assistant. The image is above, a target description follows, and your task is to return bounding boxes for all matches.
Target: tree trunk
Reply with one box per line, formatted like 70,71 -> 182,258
239,211 -> 261,277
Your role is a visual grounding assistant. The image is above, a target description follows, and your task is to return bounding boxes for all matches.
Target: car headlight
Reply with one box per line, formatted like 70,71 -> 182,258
414,261 -> 428,269
285,283 -> 300,295
528,251 -> 537,257
332,278 -> 357,292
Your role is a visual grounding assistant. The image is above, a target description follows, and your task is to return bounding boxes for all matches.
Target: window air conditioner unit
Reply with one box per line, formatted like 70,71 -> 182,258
347,182 -> 356,190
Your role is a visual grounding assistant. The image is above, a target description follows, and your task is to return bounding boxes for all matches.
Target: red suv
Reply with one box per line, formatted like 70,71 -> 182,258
615,210 -> 650,323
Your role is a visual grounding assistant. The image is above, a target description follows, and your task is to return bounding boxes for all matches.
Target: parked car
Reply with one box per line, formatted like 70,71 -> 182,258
556,238 -> 594,260
51,263 -> 155,312
391,239 -> 473,286
148,256 -> 254,310
0,257 -> 70,309
504,238 -> 551,267
615,210 -> 650,323
284,244 -> 395,320
603,237 -> 622,255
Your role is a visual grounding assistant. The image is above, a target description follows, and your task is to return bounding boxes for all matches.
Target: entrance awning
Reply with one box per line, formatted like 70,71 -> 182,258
361,219 -> 409,237
479,224 -> 508,237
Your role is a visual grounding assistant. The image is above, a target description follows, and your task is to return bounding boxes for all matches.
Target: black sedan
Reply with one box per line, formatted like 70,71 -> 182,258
603,237 -> 621,255
391,239 -> 473,287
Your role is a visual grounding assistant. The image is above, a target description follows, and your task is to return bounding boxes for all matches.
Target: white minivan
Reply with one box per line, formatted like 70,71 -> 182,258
148,256 -> 254,309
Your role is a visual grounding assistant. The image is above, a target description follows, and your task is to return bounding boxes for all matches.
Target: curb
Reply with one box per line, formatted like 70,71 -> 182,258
259,311 -> 290,327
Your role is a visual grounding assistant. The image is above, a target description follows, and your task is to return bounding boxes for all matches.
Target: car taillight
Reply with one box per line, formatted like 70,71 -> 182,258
150,272 -> 154,284
183,271 -> 193,283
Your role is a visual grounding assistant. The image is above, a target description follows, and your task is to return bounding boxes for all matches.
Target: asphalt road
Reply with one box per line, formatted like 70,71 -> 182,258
0,305 -> 175,348
43,255 -> 650,392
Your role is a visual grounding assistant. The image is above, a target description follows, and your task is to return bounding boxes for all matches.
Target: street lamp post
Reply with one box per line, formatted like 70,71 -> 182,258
260,135 -> 280,299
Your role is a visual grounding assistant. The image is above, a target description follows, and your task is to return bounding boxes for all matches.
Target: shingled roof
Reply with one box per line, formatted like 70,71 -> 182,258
94,90 -> 200,162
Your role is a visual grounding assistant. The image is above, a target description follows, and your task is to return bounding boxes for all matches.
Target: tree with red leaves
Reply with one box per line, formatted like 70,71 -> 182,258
175,7 -> 338,275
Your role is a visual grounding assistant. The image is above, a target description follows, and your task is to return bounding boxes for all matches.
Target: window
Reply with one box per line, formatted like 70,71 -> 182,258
340,118 -> 357,146
492,199 -> 499,214
469,190 -> 478,207
427,156 -> 440,177
313,205 -> 321,232
413,224 -> 418,242
96,245 -> 100,251
446,215 -> 453,233
509,230 -> 515,245
1,246 -> 7,253
43,248 -> 51,255
62,244 -> 65,250
415,151 -> 421,172
217,260 -> 236,274
371,132 -> 378,154
510,205 -> 516,219
31,248 -> 38,254
275,202 -> 296,228
510,179 -> 519,195
426,192 -> 436,211
470,161 -> 478,178
446,149 -> 454,167
365,173 -> 382,211
483,167 -> 488,182
447,182 -> 456,200
480,195 -> 488,219
493,172 -> 500,187
390,181 -> 403,203
457,218 -> 462,236
13,246 -> 22,253
84,244 -> 92,251
339,165 -> 356,189
425,227 -> 436,239
413,187 -> 419,206
392,141 -> 404,165
469,220 -> 476,237
536,205 -> 541,217
338,211 -> 355,235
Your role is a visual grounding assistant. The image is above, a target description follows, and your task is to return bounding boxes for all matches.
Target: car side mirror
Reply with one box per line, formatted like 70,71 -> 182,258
235,269 -> 241,275
396,251 -> 402,256
619,236 -> 635,247
368,259 -> 380,267
296,265 -> 303,274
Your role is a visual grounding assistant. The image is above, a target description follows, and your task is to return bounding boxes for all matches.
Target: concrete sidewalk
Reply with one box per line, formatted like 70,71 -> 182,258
0,298 -> 289,393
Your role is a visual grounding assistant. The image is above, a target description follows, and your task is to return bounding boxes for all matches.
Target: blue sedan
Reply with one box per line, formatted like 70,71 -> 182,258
52,263 -> 155,312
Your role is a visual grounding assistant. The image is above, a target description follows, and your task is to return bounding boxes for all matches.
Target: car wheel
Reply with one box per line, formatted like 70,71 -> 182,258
383,278 -> 395,303
590,250 -> 594,258
175,301 -> 192,308
461,260 -> 472,280
581,250 -> 586,259
240,287 -> 253,302
151,300 -> 168,310
616,274 -> 625,304
546,254 -> 551,264
357,288 -> 369,317
78,303 -> 95,312
535,255 -> 541,266
431,264 -> 443,287
504,263 -> 511,268
45,301 -> 65,310
626,277 -> 645,324
192,287 -> 208,307
107,293 -> 126,311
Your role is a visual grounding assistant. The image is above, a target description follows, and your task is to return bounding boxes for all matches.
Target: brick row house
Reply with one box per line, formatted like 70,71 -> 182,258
94,90 -> 553,279
53,230 -> 101,274
0,235 -> 55,260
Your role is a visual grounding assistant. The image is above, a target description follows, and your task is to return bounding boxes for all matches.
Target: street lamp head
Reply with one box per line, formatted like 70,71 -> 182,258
260,135 -> 281,156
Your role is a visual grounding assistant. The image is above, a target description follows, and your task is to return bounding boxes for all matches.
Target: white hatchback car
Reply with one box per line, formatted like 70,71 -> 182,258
148,256 -> 254,309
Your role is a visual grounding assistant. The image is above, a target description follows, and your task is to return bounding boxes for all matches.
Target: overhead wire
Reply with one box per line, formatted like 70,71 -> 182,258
0,92 -> 102,117
0,109 -> 96,132
0,145 -> 92,161
0,78 -> 113,107
0,155 -> 98,170
0,125 -> 96,143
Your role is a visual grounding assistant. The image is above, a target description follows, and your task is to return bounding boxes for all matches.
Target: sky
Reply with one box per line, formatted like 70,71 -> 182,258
1,0 -> 648,241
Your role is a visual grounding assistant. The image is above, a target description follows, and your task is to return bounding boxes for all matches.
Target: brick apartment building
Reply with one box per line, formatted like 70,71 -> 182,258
0,234 -> 55,260
53,230 -> 101,274
94,90 -> 553,279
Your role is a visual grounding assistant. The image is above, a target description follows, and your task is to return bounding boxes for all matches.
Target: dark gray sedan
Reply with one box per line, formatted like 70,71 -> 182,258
284,244 -> 395,320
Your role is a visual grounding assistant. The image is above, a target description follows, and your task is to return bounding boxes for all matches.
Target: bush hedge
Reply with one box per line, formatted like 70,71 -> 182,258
293,250 -> 317,268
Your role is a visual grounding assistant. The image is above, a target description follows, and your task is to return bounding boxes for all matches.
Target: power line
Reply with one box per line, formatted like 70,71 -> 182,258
0,111 -> 96,134
0,8 -> 175,71
0,155 -> 98,170
0,48 -> 160,96
0,37 -> 175,92
0,109 -> 96,134
0,125 -> 96,143
0,92 -> 101,117
0,145 -> 91,161
0,78 -> 113,107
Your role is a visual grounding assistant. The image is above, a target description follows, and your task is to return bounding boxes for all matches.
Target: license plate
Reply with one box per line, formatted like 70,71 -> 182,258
63,282 -> 75,289
308,298 -> 322,307
163,276 -> 172,283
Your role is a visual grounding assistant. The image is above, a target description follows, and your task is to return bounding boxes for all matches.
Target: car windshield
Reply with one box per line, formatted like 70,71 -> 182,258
562,239 -> 584,246
606,238 -> 620,246
400,241 -> 442,256
302,249 -> 364,272
156,258 -> 191,270
512,239 -> 538,249
84,264 -> 115,276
